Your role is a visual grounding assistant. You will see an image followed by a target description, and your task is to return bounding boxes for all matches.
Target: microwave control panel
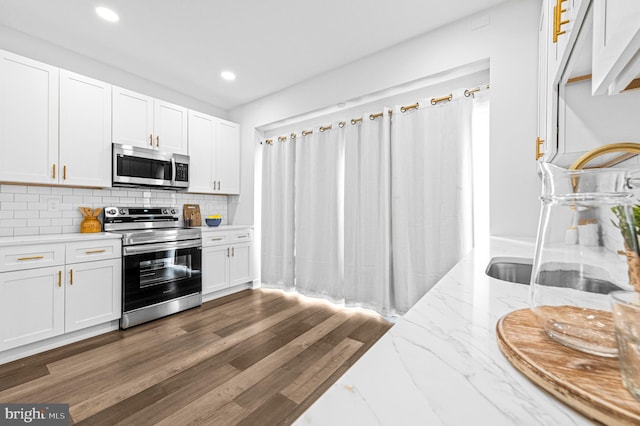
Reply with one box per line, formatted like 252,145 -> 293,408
175,163 -> 189,182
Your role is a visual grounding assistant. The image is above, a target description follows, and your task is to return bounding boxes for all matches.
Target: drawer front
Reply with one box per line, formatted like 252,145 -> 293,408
229,229 -> 252,243
202,231 -> 230,247
0,244 -> 65,272
66,239 -> 122,263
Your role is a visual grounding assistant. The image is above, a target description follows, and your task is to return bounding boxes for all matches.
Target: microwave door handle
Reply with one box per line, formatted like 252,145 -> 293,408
171,157 -> 176,186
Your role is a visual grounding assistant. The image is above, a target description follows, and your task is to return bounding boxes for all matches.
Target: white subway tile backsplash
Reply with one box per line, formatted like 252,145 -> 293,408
27,202 -> 47,211
27,186 -> 52,194
51,187 -> 73,195
15,194 -> 40,202
63,195 -> 84,203
0,185 -> 229,235
0,219 -> 27,228
14,227 -> 38,236
28,218 -> 50,227
17,210 -> 39,219
40,226 -> 62,235
3,202 -> 28,211
2,185 -> 26,194
40,211 -> 63,218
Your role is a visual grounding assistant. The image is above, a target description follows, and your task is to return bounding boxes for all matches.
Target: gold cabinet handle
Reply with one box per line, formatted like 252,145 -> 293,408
18,255 -> 44,261
85,249 -> 106,254
553,0 -> 569,43
63,165 -> 67,180
156,135 -> 160,147
227,247 -> 230,257
211,237 -> 224,241
58,270 -> 62,288
232,247 -> 235,257
52,164 -> 56,179
149,134 -> 153,146
536,137 -> 545,160
236,235 -> 248,239
69,269 -> 73,285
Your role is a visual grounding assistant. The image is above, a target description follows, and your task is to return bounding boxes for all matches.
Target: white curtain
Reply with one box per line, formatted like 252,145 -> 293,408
260,86 -> 481,316
391,89 -> 474,314
261,137 -> 296,290
294,125 -> 345,301
344,109 -> 392,315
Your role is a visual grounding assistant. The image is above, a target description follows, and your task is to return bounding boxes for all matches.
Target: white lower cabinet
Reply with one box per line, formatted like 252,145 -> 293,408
202,245 -> 230,294
201,228 -> 253,295
0,266 -> 64,351
0,239 -> 121,352
64,259 -> 121,333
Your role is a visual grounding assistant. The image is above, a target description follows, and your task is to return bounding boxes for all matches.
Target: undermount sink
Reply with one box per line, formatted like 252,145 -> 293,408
485,257 -> 624,294
485,257 -> 533,285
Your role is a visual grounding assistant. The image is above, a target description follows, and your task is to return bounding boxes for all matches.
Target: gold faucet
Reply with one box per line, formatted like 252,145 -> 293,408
569,142 -> 640,170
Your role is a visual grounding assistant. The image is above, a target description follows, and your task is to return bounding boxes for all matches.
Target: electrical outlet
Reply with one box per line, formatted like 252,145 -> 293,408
47,198 -> 60,211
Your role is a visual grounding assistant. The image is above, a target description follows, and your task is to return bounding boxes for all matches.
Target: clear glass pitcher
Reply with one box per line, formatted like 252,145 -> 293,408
530,162 -> 640,357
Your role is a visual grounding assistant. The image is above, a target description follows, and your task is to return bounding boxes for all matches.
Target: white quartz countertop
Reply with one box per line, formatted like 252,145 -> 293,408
197,224 -> 253,232
0,232 -> 122,247
295,237 -> 593,426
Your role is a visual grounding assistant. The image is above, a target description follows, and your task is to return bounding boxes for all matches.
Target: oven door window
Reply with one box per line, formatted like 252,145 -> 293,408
123,246 -> 202,312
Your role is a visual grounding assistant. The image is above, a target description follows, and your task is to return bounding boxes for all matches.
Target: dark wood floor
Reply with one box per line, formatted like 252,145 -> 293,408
0,289 -> 392,425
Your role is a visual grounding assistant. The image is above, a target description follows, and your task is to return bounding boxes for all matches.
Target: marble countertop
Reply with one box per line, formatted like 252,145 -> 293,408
295,237 -> 594,425
0,232 -> 122,247
198,224 -> 253,232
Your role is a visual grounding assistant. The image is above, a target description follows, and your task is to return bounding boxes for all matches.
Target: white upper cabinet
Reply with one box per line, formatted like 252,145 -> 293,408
154,99 -> 188,154
592,0 -> 640,95
113,86 -> 188,154
216,120 -> 240,195
59,70 -> 112,187
0,50 -> 58,184
188,110 -> 216,193
112,86 -> 154,149
188,110 -> 240,195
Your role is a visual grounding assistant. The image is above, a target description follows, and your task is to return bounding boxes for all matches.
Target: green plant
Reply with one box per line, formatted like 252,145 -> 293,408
612,204 -> 640,254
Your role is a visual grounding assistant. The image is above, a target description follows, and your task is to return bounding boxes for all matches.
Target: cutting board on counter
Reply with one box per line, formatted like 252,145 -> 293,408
497,308 -> 640,425
183,204 -> 201,227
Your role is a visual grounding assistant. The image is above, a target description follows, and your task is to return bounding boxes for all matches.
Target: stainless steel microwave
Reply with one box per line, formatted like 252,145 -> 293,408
112,143 -> 189,190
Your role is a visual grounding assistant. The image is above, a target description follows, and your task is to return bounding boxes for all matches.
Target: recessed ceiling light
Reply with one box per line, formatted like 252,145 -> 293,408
96,6 -> 119,22
221,71 -> 236,81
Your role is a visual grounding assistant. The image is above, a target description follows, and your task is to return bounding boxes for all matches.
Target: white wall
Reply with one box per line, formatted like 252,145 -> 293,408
229,0 -> 542,238
0,24 -> 228,119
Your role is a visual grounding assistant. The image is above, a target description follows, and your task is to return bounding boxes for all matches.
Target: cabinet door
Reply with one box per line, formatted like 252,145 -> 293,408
537,4 -> 551,161
215,120 -> 240,194
59,70 -> 112,187
592,0 -> 640,95
0,266 -> 64,351
229,243 -> 252,287
65,259 -> 121,333
187,110 -> 215,193
112,86 -> 154,149
154,100 -> 188,154
0,50 -> 58,184
202,245 -> 229,294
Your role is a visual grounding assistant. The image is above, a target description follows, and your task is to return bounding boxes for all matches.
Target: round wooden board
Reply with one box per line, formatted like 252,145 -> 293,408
496,308 -> 640,425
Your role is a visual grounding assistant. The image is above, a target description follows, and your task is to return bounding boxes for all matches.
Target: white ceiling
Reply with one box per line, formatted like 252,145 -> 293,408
0,0 -> 509,111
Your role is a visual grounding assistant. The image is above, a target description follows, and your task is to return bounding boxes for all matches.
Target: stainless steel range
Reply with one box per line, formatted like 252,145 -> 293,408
104,206 -> 202,329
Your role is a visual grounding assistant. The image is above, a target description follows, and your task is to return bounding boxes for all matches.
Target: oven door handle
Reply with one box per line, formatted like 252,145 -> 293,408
123,239 -> 201,256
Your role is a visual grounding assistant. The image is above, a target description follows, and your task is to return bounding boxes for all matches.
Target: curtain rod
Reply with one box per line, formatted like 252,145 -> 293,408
261,83 -> 489,144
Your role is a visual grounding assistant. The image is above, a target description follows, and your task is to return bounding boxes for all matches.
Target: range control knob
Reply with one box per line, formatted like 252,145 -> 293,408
106,208 -> 117,215
119,209 -> 126,215
170,208 -> 177,215
162,208 -> 169,215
